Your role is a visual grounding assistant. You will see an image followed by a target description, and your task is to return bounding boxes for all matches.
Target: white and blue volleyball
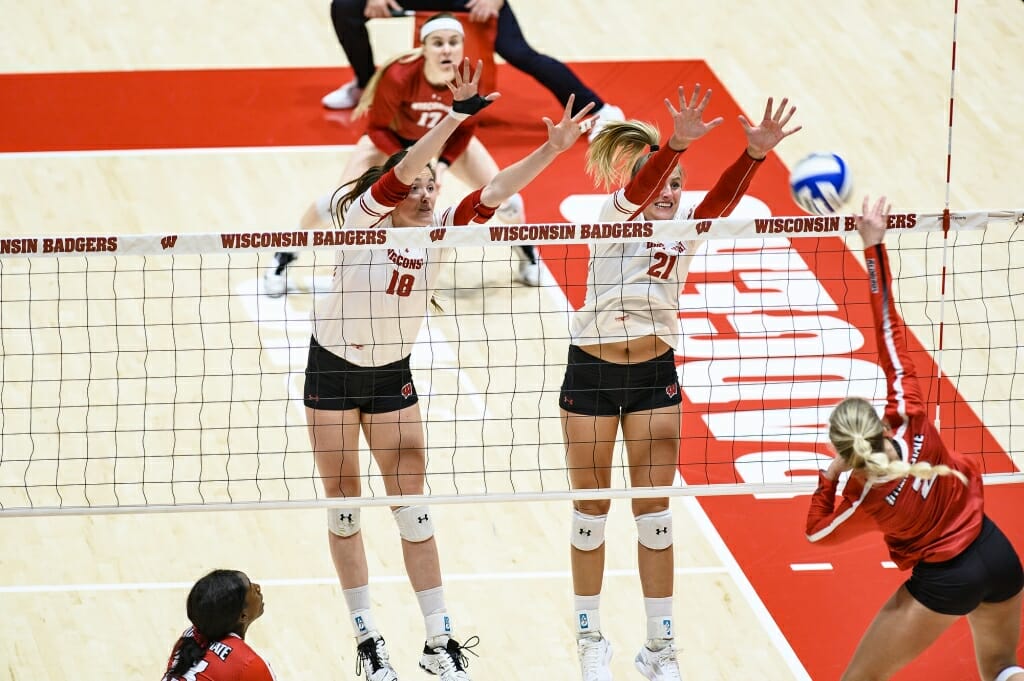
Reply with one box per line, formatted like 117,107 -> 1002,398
789,152 -> 853,215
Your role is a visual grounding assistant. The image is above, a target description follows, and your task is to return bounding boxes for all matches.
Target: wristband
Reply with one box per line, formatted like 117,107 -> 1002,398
451,94 -> 492,118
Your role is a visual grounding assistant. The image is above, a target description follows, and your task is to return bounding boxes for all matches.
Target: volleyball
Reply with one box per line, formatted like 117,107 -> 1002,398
789,152 -> 853,215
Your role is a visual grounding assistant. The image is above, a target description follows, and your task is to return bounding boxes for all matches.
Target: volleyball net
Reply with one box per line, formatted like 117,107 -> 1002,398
1,210 -> 1022,516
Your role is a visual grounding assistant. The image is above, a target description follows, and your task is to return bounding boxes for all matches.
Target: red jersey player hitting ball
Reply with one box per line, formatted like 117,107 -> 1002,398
806,196 -> 1024,681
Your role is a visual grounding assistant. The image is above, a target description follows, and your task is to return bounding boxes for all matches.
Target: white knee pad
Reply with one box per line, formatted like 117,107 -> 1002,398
571,510 -> 607,551
328,508 -> 361,537
996,666 -> 1024,681
636,510 -> 673,550
393,505 -> 435,543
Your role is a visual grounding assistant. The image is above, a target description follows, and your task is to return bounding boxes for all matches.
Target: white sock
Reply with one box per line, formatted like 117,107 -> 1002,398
574,594 -> 602,638
644,596 -> 673,644
343,586 -> 375,641
417,586 -> 451,642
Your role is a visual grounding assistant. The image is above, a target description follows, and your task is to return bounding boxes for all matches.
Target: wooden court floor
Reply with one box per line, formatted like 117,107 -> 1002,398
1,2 -> 1023,680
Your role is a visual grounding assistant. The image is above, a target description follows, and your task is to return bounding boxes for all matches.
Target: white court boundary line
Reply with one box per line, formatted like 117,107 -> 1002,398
0,144 -> 358,160
683,494 -> 812,680
0,567 -> 729,595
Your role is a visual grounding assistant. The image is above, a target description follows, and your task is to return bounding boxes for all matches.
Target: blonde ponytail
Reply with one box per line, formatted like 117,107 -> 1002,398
829,397 -> 967,485
352,49 -> 425,120
585,120 -> 661,190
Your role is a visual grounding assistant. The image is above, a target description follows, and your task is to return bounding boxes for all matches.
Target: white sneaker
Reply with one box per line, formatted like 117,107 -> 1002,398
355,634 -> 399,681
420,636 -> 478,681
634,641 -> 681,681
494,193 -> 525,224
588,103 -> 625,142
577,634 -> 613,681
263,252 -> 296,298
516,260 -> 540,286
322,80 -> 365,110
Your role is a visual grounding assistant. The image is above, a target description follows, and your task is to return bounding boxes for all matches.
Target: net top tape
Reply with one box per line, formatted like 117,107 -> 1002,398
1,210 -> 1020,260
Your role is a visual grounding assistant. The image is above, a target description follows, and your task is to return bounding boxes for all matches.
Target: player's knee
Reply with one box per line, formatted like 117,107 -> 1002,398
571,509 -> 607,551
632,497 -> 668,518
636,509 -> 673,550
494,39 -> 540,68
328,507 -> 361,537
575,499 -> 611,517
393,505 -> 434,543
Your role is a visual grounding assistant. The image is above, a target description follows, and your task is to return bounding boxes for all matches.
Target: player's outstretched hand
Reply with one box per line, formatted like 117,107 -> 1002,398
855,195 -> 891,247
741,97 -> 801,159
448,59 -> 500,118
665,84 -> 725,151
543,94 -> 597,152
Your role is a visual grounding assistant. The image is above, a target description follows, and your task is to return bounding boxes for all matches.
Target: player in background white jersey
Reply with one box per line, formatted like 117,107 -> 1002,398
560,86 -> 800,681
305,58 -> 594,681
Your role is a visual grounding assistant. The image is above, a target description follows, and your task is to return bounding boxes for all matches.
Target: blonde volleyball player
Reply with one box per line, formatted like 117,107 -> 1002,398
305,58 -> 594,681
560,86 -> 800,681
266,13 -> 540,296
806,197 -> 1024,681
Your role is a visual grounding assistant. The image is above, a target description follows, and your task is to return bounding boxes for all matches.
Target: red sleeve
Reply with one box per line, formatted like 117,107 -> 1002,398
238,653 -> 276,681
365,66 -> 406,156
440,121 -> 476,164
863,243 -> 926,430
449,188 -> 497,225
692,151 -> 762,218
368,168 -> 412,207
805,472 -> 875,544
621,143 -> 683,213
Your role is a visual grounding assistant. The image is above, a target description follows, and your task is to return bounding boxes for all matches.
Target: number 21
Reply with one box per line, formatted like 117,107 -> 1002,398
647,252 -> 677,279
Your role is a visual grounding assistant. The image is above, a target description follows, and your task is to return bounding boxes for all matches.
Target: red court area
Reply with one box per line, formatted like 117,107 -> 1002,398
4,61 -> 1022,679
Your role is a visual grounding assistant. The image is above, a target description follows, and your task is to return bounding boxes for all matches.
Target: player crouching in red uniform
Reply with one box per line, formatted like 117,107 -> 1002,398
806,196 -> 1024,681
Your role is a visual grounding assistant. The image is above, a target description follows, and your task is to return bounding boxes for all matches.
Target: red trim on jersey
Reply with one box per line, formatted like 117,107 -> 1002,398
365,56 -> 476,162
621,143 -> 681,218
693,151 -> 762,218
806,243 -> 984,569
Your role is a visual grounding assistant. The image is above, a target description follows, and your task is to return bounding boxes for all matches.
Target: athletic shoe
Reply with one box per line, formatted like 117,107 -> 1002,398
322,80 -> 365,110
577,634 -> 613,681
516,260 -> 541,286
587,103 -> 625,142
494,193 -> 525,224
420,636 -> 478,681
355,634 -> 399,681
263,252 -> 296,298
634,640 -> 682,681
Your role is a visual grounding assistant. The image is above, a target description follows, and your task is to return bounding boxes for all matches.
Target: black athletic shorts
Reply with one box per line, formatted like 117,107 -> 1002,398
303,336 -> 418,413
559,345 -> 682,417
906,515 -> 1024,616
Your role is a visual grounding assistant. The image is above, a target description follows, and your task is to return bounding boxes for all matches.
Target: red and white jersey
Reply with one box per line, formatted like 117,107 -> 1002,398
163,629 -> 276,681
805,243 -> 984,569
570,148 -> 762,350
366,56 -> 476,164
312,169 -> 497,366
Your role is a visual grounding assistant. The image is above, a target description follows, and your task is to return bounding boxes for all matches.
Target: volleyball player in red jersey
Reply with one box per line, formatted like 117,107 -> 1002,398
806,197 -> 1024,681
162,570 -> 274,681
266,13 -> 540,297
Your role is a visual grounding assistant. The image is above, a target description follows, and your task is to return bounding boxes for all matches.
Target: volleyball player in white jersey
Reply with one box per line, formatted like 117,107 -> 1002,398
305,58 -> 594,681
560,87 -> 800,681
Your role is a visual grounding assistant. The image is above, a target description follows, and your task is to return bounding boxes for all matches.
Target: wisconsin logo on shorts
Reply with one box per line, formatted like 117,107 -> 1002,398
665,383 -> 679,398
401,382 -> 414,399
